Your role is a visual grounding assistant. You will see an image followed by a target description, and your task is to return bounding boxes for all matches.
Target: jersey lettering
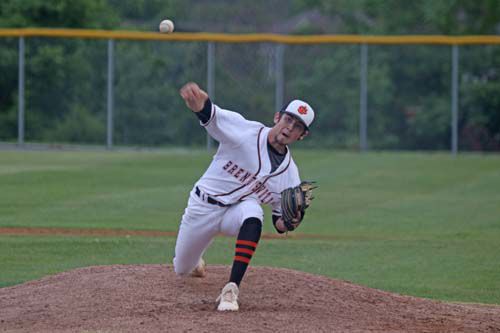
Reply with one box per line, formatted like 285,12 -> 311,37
251,181 -> 263,192
220,161 -> 274,204
234,168 -> 245,178
228,164 -> 239,174
239,171 -> 252,183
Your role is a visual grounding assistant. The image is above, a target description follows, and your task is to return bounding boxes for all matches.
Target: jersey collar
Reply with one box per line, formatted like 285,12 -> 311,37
262,127 -> 291,176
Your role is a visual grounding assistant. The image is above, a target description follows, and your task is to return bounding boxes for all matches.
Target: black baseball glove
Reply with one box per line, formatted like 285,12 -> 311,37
280,181 -> 317,231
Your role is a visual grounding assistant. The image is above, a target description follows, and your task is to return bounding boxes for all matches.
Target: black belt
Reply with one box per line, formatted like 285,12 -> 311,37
195,187 -> 230,207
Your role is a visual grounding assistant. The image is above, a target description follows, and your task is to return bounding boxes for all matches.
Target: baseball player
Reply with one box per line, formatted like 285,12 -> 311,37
174,82 -> 315,311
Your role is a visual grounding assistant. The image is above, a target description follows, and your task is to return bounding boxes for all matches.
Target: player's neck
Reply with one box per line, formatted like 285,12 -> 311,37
267,135 -> 287,155
267,140 -> 287,156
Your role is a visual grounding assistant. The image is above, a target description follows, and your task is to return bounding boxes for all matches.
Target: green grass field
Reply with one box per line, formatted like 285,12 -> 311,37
1,149 -> 499,304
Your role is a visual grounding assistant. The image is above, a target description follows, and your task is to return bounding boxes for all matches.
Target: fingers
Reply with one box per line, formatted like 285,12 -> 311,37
179,82 -> 199,100
191,86 -> 208,102
180,82 -> 207,99
179,82 -> 208,112
191,86 -> 202,99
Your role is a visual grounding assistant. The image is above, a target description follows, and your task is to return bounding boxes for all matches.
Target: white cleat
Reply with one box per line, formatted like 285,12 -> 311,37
216,282 -> 239,311
190,258 -> 206,278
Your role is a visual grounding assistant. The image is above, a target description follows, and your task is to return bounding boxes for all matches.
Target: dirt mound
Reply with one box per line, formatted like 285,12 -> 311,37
1,265 -> 499,333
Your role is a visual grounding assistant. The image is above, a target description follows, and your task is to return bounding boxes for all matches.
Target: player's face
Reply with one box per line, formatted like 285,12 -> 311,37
273,113 -> 308,145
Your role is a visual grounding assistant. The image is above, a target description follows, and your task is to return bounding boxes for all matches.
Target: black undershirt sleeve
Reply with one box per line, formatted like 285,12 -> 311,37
195,98 -> 212,124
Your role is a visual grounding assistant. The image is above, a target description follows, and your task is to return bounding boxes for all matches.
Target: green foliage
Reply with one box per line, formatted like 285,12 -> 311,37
214,43 -> 275,124
0,0 -> 114,144
460,46 -> 500,150
113,40 -> 206,146
0,0 -> 118,28
43,105 -> 106,143
106,0 -> 179,31
22,38 -> 108,142
0,38 -> 18,140
426,0 -> 500,34
286,44 -> 360,148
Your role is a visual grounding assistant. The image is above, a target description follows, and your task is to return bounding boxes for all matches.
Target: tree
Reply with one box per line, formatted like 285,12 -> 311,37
0,0 -> 118,143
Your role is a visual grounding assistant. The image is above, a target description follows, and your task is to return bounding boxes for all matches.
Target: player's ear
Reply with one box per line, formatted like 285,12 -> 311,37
273,112 -> 281,124
299,130 -> 309,140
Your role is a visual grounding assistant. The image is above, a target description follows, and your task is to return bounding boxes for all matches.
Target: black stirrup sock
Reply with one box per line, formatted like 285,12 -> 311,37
229,217 -> 262,286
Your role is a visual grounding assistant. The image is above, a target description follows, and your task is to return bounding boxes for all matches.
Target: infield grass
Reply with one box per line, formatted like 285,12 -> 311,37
1,149 -> 499,304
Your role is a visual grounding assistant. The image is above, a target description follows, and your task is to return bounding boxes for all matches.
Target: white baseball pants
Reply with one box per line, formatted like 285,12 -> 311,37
173,188 -> 263,275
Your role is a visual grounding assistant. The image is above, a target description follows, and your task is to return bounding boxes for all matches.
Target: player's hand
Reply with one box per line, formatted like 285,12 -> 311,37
276,211 -> 301,233
179,82 -> 209,112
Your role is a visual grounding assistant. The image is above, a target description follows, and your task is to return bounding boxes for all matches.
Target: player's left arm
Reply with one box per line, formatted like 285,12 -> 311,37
271,162 -> 316,233
271,187 -> 305,234
272,212 -> 304,234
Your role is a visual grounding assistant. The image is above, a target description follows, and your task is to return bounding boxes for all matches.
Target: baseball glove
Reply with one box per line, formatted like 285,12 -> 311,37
280,181 -> 317,231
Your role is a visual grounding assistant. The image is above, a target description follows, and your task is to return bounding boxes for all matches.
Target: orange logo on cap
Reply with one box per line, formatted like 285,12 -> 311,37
298,105 -> 308,115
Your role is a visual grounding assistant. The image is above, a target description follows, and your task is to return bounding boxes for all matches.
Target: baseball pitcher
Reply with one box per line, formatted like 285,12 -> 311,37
174,82 -> 317,311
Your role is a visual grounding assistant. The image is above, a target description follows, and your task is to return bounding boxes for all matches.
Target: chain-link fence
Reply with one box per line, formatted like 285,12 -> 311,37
1,30 -> 499,152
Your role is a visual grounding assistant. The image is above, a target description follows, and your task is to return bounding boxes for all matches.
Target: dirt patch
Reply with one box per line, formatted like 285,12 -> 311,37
1,265 -> 499,333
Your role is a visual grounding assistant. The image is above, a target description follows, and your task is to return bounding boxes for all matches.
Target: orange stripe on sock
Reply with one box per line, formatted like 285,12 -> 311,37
234,255 -> 251,264
236,240 -> 258,247
236,248 -> 255,255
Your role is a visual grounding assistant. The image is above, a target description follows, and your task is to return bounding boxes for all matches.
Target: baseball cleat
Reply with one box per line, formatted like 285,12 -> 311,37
216,282 -> 239,311
190,258 -> 206,278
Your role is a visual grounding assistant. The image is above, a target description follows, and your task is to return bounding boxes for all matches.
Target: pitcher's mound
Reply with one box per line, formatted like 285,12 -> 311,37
1,265 -> 499,332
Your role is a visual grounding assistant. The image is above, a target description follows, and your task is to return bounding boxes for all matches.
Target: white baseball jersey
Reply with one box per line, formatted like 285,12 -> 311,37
195,103 -> 302,216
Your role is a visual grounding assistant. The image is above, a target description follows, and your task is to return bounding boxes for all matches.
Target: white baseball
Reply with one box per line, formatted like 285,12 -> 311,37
159,19 -> 174,33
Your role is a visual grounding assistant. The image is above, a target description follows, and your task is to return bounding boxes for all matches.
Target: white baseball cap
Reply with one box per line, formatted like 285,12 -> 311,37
281,99 -> 315,130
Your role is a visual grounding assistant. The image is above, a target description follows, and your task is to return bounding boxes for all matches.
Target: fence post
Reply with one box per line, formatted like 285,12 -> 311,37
206,42 -> 215,150
275,44 -> 285,112
106,39 -> 114,149
451,45 -> 459,155
18,37 -> 25,146
359,43 -> 368,151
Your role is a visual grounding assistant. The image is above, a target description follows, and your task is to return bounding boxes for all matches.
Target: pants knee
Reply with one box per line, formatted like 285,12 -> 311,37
173,258 -> 191,276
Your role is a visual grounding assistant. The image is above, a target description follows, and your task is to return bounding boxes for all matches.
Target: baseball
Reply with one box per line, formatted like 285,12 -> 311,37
159,19 -> 174,33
